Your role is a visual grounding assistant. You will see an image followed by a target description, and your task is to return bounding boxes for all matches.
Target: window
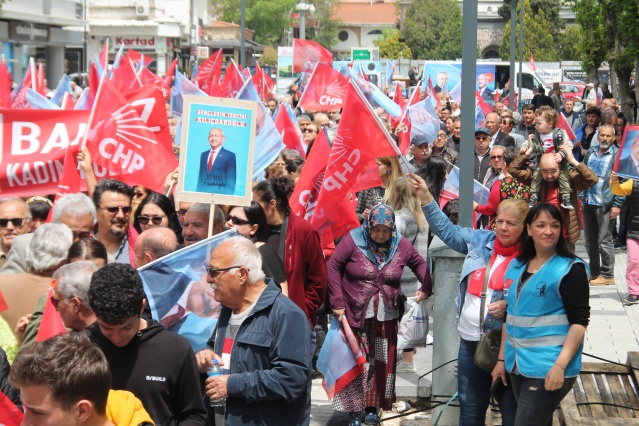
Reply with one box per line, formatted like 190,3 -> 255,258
368,30 -> 382,35
338,30 -> 349,42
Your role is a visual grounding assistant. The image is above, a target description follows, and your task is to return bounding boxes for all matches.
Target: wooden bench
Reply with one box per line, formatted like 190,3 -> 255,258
559,353 -> 639,425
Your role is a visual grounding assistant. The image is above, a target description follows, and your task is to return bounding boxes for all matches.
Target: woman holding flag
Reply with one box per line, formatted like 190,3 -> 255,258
328,204 -> 431,426
411,174 -> 527,426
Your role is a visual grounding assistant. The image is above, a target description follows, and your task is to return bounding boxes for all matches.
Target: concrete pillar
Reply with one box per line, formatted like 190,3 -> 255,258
13,44 -> 23,82
429,236 -> 463,425
46,46 -> 64,91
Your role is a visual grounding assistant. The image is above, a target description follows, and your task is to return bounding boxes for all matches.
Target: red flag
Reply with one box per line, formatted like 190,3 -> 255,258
293,39 -> 333,73
112,58 -> 141,93
196,49 -> 223,94
55,145 -> 82,201
398,119 -> 412,155
0,291 -> 8,313
529,54 -> 537,72
61,92 -> 76,109
124,49 -> 153,68
273,104 -> 306,158
311,81 -> 397,244
124,85 -> 173,151
393,82 -> 406,110
138,67 -> 161,87
251,62 -> 267,102
0,392 -> 22,426
99,40 -> 109,71
0,60 -> 11,108
36,288 -> 67,342
162,58 -> 178,97
88,62 -> 100,96
220,60 -> 245,98
476,91 -> 493,116
36,61 -> 47,95
85,78 -> 178,193
12,58 -> 35,108
298,63 -> 348,112
558,112 -> 577,141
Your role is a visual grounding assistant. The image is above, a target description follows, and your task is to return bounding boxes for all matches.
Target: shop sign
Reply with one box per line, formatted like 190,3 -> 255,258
12,22 -> 49,42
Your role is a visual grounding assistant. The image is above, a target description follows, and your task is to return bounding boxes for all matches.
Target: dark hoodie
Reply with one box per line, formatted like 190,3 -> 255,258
86,319 -> 206,426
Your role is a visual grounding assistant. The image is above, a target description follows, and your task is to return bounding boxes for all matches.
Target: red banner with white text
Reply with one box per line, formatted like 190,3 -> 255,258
0,109 -> 90,197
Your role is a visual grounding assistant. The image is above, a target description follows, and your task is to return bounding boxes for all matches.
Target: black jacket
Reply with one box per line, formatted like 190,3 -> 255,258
0,347 -> 20,410
86,320 -> 206,426
207,280 -> 312,426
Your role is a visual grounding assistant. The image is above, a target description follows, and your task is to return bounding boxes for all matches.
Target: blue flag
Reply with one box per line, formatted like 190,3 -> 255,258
25,88 -> 59,109
408,99 -> 440,144
385,60 -> 396,85
341,65 -> 402,117
171,70 -> 207,116
138,230 -> 238,352
236,80 -> 285,181
50,74 -> 70,106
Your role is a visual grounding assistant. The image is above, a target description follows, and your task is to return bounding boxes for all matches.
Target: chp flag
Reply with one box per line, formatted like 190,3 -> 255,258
298,63 -> 348,112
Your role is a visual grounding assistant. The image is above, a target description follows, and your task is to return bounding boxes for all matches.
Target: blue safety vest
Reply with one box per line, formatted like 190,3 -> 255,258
503,255 -> 587,378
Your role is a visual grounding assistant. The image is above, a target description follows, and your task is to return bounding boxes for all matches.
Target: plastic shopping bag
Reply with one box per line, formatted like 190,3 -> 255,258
397,298 -> 429,349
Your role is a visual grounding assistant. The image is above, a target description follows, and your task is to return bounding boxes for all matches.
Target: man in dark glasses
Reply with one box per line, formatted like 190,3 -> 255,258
1,193 -> 96,275
0,197 -> 31,269
92,179 -> 135,265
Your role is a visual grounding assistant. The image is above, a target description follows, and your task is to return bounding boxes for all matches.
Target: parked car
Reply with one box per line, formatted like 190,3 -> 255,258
558,81 -> 586,112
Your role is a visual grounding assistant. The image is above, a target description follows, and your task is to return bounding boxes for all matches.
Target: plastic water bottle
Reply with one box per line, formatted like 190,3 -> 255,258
207,360 -> 226,407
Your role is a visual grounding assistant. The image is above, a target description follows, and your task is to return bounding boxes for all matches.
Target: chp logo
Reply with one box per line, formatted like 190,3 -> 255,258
319,80 -> 346,107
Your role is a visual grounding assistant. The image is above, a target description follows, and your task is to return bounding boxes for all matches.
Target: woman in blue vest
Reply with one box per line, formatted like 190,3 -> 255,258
492,203 -> 590,425
410,174 -> 525,426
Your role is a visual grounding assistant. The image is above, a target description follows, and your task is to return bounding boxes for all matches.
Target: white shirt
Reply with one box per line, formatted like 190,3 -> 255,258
206,149 -> 220,169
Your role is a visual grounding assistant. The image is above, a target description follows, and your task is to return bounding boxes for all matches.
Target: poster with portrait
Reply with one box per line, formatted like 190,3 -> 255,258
614,125 -> 639,180
422,62 -> 462,96
476,64 -> 497,104
177,96 -> 257,206
138,229 -> 238,352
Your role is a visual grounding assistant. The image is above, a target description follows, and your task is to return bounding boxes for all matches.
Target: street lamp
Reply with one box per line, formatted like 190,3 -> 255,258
296,1 -> 315,40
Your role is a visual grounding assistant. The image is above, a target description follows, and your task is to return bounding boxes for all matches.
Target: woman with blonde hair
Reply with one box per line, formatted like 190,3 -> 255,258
384,176 -> 430,372
355,156 -> 403,222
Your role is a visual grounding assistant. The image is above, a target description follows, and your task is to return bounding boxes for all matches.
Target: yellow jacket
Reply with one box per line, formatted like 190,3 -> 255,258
106,390 -> 155,426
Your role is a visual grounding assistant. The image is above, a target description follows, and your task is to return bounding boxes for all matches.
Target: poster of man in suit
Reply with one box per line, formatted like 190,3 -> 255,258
614,125 -> 639,180
177,96 -> 256,206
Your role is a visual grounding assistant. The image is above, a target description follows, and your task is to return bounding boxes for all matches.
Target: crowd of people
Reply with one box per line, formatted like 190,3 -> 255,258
0,73 -> 636,426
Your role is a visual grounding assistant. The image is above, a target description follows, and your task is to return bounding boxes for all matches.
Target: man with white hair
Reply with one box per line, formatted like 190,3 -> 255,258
1,192 -> 95,275
0,223 -> 73,331
197,237 -> 312,426
182,203 -> 224,246
52,261 -> 99,331
0,197 -> 31,269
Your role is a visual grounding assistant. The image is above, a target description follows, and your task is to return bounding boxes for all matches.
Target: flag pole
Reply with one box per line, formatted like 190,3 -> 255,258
348,78 -> 414,176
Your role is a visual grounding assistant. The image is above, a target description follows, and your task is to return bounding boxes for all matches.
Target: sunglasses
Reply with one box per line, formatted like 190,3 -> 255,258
100,206 -> 132,215
50,294 -> 74,309
475,136 -> 489,141
0,218 -> 27,227
437,134 -> 447,138
490,155 -> 503,160
302,128 -> 317,134
206,265 -> 243,279
227,215 -> 250,226
138,215 -> 165,226
500,119 -> 511,124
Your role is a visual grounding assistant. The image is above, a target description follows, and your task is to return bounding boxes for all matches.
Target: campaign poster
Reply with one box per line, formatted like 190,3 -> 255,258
476,64 -> 497,104
138,229 -> 238,352
177,95 -> 256,206
422,62 -> 462,97
277,46 -> 299,91
614,125 -> 639,180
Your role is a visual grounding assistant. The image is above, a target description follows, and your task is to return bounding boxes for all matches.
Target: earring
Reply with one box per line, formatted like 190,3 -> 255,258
387,170 -> 391,174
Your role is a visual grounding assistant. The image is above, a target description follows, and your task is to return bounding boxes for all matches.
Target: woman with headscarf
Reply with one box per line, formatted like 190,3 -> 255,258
328,204 -> 432,426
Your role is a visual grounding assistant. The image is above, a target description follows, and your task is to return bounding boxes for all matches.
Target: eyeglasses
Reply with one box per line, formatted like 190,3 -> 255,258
206,265 -> 244,279
500,119 -> 511,124
138,215 -> 165,226
227,215 -> 251,226
490,155 -> 503,160
72,230 -> 92,240
178,209 -> 188,217
0,218 -> 28,227
475,136 -> 489,141
302,128 -> 317,134
99,206 -> 132,215
437,134 -> 447,138
50,294 -> 75,309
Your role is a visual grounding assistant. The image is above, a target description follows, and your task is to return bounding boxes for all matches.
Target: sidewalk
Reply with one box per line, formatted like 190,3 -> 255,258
309,237 -> 639,425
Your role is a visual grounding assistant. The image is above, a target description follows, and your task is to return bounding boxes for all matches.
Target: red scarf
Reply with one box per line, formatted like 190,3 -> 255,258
467,239 -> 519,297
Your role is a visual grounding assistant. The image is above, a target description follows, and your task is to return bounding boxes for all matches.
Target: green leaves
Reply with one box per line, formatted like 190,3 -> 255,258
374,29 -> 413,59
499,0 -> 557,61
400,0 -> 462,60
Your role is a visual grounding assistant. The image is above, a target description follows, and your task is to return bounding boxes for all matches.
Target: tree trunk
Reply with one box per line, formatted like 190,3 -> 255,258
615,64 -> 633,122
610,61 -> 618,99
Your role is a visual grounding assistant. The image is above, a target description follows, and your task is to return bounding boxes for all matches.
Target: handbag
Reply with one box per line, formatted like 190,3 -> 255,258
473,264 -> 503,373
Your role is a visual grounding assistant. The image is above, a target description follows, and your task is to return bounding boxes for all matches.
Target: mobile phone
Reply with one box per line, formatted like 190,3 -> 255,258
491,377 -> 507,403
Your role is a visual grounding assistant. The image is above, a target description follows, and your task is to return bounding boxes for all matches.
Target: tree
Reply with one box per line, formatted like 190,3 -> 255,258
499,0 -> 564,46
400,0 -> 462,60
258,47 -> 279,67
556,25 -> 583,61
499,0 -> 557,61
213,0 -> 297,47
374,28 -> 413,59
571,0 -> 609,85
305,0 -> 341,49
